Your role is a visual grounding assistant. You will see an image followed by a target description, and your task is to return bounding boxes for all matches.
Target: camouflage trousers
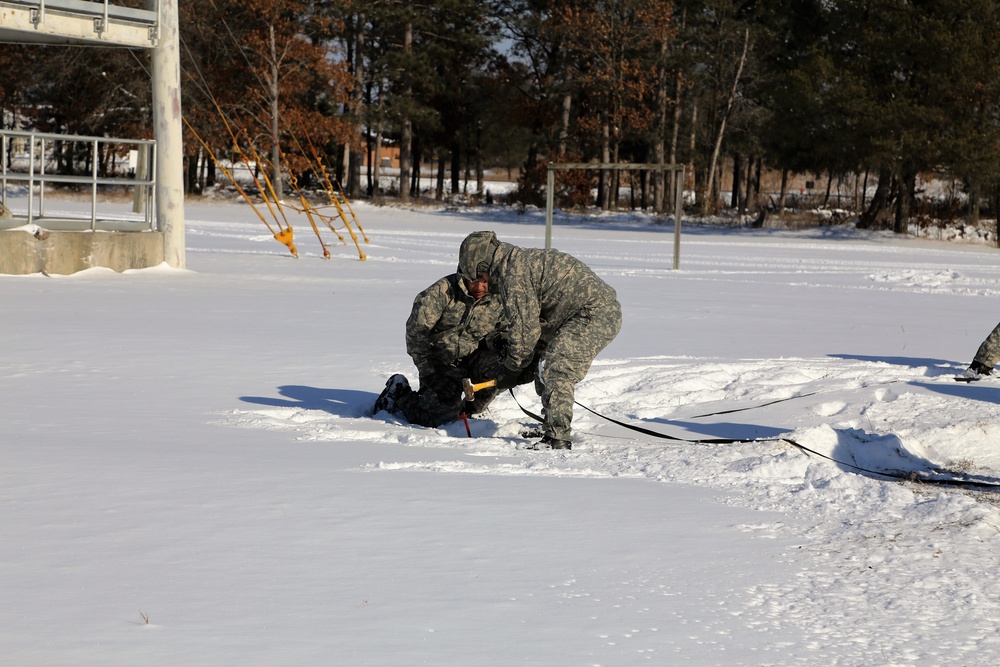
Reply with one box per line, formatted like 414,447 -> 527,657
395,346 -> 535,427
539,299 -> 622,443
973,320 -> 1000,369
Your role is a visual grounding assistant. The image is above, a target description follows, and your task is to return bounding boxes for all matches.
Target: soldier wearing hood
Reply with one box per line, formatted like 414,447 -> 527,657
458,230 -> 622,449
373,270 -> 533,426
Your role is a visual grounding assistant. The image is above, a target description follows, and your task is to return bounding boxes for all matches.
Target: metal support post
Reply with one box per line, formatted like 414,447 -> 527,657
673,166 -> 684,270
151,0 -> 185,267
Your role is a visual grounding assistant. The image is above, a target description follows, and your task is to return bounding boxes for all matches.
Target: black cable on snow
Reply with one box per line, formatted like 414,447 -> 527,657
683,378 -> 906,420
508,388 -> 1000,490
509,388 -> 750,445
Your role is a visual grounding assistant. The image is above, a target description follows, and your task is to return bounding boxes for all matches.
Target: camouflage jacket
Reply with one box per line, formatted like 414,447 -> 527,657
405,274 -> 504,378
489,242 -> 620,372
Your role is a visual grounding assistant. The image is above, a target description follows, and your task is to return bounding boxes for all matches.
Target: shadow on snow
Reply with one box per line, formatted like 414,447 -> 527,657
240,385 -> 376,418
827,353 -> 962,376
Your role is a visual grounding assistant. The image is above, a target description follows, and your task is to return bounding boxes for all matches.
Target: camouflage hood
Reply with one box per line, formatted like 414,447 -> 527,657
458,231 -> 501,281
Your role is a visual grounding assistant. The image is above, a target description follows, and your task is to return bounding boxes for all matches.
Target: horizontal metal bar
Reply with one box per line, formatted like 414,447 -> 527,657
0,0 -> 157,25
0,128 -> 154,145
1,172 -> 152,187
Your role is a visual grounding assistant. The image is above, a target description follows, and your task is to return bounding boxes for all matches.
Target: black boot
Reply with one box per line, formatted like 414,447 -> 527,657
539,435 -> 571,450
963,360 -> 994,381
373,374 -> 410,414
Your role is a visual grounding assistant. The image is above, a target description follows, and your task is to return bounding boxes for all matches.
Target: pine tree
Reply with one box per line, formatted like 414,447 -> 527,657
181,0 -> 354,197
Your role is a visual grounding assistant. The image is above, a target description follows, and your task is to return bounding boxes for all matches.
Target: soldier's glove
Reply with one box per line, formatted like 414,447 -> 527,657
486,333 -> 506,352
479,349 -> 519,389
496,342 -> 509,367
479,356 -> 505,384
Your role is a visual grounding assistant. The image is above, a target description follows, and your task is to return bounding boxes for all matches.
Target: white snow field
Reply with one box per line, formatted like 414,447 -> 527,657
4,193 -> 1000,666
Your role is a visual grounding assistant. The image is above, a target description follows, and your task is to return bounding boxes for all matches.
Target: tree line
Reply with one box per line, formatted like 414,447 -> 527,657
2,0 -> 1000,232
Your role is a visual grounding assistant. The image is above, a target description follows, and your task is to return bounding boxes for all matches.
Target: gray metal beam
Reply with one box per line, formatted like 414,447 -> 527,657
0,0 -> 158,48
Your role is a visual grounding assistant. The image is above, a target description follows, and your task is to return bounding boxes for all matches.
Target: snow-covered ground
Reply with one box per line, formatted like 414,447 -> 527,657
4,194 -> 1000,665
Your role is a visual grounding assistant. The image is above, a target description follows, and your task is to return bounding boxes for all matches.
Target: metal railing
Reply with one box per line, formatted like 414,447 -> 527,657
2,0 -> 159,27
1,129 -> 157,232
0,0 -> 159,48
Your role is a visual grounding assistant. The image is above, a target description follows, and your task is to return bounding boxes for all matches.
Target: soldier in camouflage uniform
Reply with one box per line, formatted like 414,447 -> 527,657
373,271 -> 534,426
457,230 -> 622,449
964,321 -> 1000,379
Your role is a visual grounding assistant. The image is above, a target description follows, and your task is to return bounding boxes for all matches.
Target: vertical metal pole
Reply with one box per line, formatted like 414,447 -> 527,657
27,134 -> 35,225
149,142 -> 157,231
132,140 -> 146,216
151,0 -> 185,267
91,139 -> 99,230
672,166 -> 683,270
38,136 -> 46,218
545,165 -> 554,250
37,136 -> 46,218
1,135 -> 7,201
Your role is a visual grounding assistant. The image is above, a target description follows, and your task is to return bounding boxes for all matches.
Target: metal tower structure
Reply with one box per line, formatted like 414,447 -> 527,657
0,0 -> 185,269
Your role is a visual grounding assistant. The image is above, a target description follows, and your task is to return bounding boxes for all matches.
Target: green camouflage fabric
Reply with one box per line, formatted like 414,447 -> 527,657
405,273 -> 504,376
972,321 -> 1000,369
391,274 -> 506,426
460,232 -> 622,442
458,230 -> 501,281
392,357 -> 475,427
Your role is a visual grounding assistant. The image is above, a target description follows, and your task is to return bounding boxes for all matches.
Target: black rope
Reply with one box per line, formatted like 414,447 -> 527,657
685,391 -> 822,419
507,388 -> 1000,490
509,387 -> 753,444
509,388 -> 544,423
778,437 -> 1000,489
571,396 -> 744,444
683,379 -> 904,420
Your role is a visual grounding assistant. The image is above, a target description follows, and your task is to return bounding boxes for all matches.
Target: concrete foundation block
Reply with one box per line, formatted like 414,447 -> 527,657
0,230 -> 165,275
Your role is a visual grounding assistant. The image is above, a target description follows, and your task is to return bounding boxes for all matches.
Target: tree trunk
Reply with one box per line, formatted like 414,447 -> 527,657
610,138 -> 620,211
348,12 -> 365,199
665,5 -> 688,212
475,121 -> 484,195
205,150 -> 216,188
859,170 -> 869,211
668,70 -> 684,212
268,25 -> 283,200
731,153 -> 743,210
743,154 -> 755,213
559,91 -> 572,158
410,138 -> 421,198
599,115 -> 610,210
893,169 -> 916,234
451,139 -> 460,195
365,123 -> 373,196
653,34 -> 669,213
436,153 -> 445,200
778,168 -> 788,215
859,169 -> 891,229
373,111 -> 384,201
185,151 -> 198,194
703,28 -> 749,216
198,147 -> 208,192
399,21 -> 413,200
